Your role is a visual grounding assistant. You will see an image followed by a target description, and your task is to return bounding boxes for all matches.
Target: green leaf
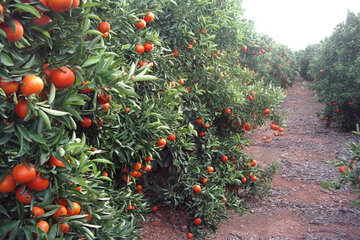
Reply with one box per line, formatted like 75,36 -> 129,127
9,3 -> 41,18
134,75 -> 158,81
81,56 -> 101,68
28,132 -> 46,145
0,53 -> 14,66
40,107 -> 69,116
91,158 -> 114,165
16,125 -> 32,142
31,26 -> 51,38
38,109 -> 51,129
48,83 -> 56,105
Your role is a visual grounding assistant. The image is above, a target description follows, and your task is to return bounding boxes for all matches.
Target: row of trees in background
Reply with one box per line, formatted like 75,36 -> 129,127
0,0 -> 298,239
297,12 -> 360,131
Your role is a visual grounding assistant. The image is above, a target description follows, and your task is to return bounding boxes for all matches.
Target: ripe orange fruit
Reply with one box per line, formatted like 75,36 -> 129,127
247,95 -> 255,100
207,166 -> 214,173
262,136 -> 267,140
152,205 -> 158,212
245,123 -> 251,131
339,166 -> 347,174
203,123 -> 210,128
16,187 -> 33,204
241,177 -> 247,183
199,131 -> 205,137
136,185 -> 142,191
193,184 -> 201,193
221,155 -> 228,163
81,117 -> 92,128
0,78 -> 19,96
172,50 -> 179,56
98,21 -> 110,33
251,175 -> 258,181
242,45 -> 247,52
145,155 -> 152,162
135,44 -> 145,54
168,133 -> 176,141
0,175 -> 16,193
12,163 -> 36,184
37,220 -> 49,233
224,108 -> 231,114
187,232 -> 194,239
194,217 -> 202,225
20,75 -> 44,97
102,171 -> 108,177
144,42 -> 154,52
270,123 -> 278,130
60,222 -> 70,233
72,0 -> 79,8
251,159 -> 257,167
157,138 -> 166,147
202,178 -> 208,184
101,103 -> 110,111
263,108 -> 271,115
39,0 -> 49,7
32,206 -> 45,218
0,20 -> 24,42
0,4 -> 4,24
196,118 -> 203,125
278,127 -> 284,132
48,0 -> 73,12
27,172 -> 49,191
143,164 -> 151,172
50,66 -> 75,89
67,202 -> 81,215
33,14 -> 53,27
135,19 -> 146,29
49,156 -> 65,167
133,162 -> 142,171
14,98 -> 28,119
102,32 -> 109,39
144,11 -> 155,23
53,205 -> 67,217
266,139 -> 272,143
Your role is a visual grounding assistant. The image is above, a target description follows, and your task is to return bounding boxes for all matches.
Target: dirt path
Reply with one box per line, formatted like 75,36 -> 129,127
140,76 -> 360,240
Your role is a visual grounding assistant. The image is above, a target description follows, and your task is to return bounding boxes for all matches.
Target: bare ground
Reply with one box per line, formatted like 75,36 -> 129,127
140,76 -> 360,240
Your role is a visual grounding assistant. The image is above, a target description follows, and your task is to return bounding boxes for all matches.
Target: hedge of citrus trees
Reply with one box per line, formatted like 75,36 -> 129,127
297,12 -> 360,131
0,0 -> 298,239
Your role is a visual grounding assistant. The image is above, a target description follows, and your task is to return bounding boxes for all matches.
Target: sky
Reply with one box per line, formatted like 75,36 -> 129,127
242,0 -> 360,51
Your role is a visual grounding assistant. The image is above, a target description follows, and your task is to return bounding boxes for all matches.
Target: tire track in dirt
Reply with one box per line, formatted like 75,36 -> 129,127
213,76 -> 360,240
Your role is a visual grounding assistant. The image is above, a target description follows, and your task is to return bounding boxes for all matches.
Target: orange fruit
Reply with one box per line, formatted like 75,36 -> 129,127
0,78 -> 19,96
60,222 -> 70,233
152,205 -> 158,212
266,139 -> 272,143
14,98 -> 28,119
101,103 -> 110,111
102,32 -> 109,39
199,131 -> 205,137
157,138 -> 166,147
172,50 -> 179,56
53,205 -> 67,217
262,136 -> 267,140
143,164 -> 151,172
196,118 -> 203,125
339,166 -> 347,173
135,44 -> 145,54
144,12 -> 155,23
135,19 -> 146,29
207,166 -> 214,173
168,133 -> 176,141
187,232 -> 194,239
32,206 -> 45,218
49,156 -> 65,167
48,0 -> 72,12
33,14 -> 53,27
224,108 -> 231,114
136,185 -> 142,191
20,75 -> 44,97
0,175 -> 16,193
241,177 -> 247,183
251,175 -> 258,181
72,0 -> 80,8
193,184 -> 201,193
0,19 -> 24,42
0,4 -> 4,23
202,178 -> 208,184
40,0 -> 49,7
221,155 -> 228,163
102,171 -> 108,177
193,217 -> 202,225
27,172 -> 49,191
81,117 -> 92,128
16,187 -> 33,204
98,21 -> 110,33
144,42 -> 154,52
12,163 -> 36,184
263,108 -> 271,115
67,202 -> 81,215
50,66 -> 75,89
251,159 -> 257,167
37,220 -> 49,233
133,162 -> 142,171
145,155 -> 152,162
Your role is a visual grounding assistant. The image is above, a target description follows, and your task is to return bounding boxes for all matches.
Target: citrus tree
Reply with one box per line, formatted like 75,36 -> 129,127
0,0 -> 298,239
